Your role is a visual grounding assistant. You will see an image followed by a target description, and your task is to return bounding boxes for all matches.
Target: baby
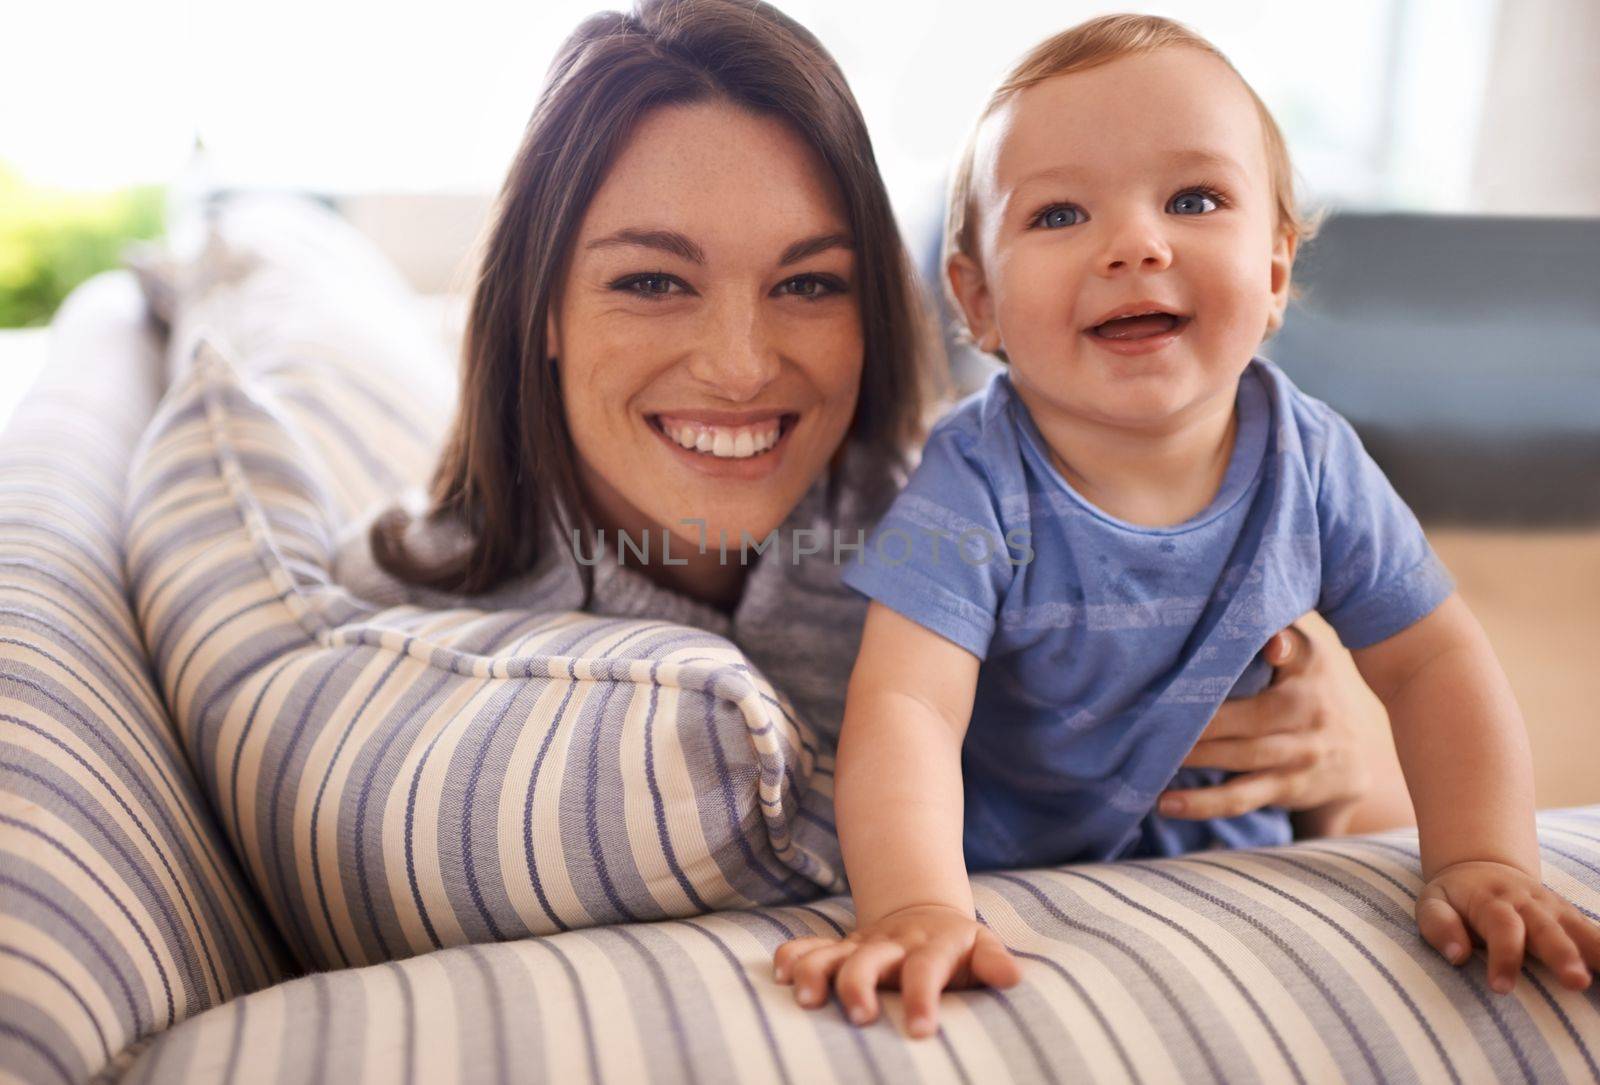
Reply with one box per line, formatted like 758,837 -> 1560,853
773,13 -> 1600,1039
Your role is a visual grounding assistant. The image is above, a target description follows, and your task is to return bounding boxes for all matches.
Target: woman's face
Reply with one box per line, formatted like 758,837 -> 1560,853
551,100 -> 863,556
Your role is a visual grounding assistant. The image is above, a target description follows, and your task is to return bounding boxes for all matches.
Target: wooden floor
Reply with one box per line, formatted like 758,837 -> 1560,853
1428,527 -> 1600,808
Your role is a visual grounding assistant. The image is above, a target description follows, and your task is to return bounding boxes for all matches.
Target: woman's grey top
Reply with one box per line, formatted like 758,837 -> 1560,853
332,441 -> 909,744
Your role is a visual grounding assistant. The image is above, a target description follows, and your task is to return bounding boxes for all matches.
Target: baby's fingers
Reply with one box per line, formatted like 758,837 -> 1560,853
773,936 -> 836,984
899,941 -> 966,1039
834,941 -> 906,1026
1522,906 -> 1592,991
1563,910 -> 1600,973
790,942 -> 856,1008
1415,887 -> 1471,966
970,926 -> 1023,989
1472,898 -> 1526,993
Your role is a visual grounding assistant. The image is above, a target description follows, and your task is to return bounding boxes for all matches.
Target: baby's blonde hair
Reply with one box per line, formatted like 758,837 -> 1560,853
945,14 -> 1322,301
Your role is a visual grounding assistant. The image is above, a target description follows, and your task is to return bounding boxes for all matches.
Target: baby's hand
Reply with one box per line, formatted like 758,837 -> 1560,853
772,904 -> 1022,1038
1417,860 -> 1600,992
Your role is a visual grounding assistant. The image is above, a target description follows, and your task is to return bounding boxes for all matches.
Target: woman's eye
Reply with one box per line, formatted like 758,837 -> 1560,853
613,273 -> 685,298
1035,205 -> 1083,229
775,274 -> 845,299
1169,189 -> 1221,215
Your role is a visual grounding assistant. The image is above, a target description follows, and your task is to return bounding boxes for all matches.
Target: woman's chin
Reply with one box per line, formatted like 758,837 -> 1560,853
619,506 -> 788,561
688,502 -> 789,548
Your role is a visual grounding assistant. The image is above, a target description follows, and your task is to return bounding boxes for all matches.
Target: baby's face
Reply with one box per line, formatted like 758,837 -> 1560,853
951,46 -> 1294,434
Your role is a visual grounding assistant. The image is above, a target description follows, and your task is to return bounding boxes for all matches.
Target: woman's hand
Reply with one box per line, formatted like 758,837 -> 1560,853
1418,860 -> 1600,993
772,904 -> 1022,1038
1158,614 -> 1411,834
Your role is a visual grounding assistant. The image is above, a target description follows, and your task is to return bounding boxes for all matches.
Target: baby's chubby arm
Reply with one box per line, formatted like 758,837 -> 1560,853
772,601 -> 1021,1036
1351,592 -> 1600,991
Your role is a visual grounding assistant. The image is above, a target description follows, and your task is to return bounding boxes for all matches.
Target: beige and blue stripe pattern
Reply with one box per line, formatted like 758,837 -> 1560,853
109,813 -> 1600,1083
0,274 -> 291,1084
123,336 -> 842,974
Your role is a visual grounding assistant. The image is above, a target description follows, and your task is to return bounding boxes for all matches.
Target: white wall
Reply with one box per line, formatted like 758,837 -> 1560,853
1470,0 -> 1600,215
4,0 -> 1512,221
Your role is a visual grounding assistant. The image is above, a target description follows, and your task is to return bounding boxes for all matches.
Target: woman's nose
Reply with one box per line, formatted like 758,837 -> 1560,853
1095,215 -> 1173,276
686,298 -> 781,401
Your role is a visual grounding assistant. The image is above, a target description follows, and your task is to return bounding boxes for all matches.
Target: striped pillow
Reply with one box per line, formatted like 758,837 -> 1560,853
124,335 -> 843,973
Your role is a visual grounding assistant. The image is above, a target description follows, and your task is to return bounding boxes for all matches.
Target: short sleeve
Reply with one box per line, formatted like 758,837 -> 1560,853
1314,408 -> 1456,649
839,423 -> 1020,659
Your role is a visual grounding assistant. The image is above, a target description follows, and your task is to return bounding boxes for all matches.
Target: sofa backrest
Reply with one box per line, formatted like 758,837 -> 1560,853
1268,212 -> 1600,526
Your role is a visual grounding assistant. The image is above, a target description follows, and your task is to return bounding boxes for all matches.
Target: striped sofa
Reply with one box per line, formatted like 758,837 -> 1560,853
4,252 -> 1600,1081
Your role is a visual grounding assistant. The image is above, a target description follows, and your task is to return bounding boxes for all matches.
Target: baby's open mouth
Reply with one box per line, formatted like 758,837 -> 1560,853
1088,312 -> 1190,340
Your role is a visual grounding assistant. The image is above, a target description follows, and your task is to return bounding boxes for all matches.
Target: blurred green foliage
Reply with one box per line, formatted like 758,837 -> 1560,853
0,162 -> 166,328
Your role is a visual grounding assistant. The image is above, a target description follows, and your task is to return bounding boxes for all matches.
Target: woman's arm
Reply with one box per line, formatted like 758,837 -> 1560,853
1285,614 -> 1418,836
1158,612 -> 1416,837
774,601 -> 1021,1037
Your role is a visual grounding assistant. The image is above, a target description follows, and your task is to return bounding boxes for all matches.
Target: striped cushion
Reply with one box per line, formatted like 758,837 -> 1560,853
0,273 -> 291,1085
124,335 -> 841,974
110,810 -> 1600,1082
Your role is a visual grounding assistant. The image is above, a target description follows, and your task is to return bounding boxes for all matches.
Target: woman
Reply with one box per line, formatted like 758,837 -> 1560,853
339,0 -> 1408,903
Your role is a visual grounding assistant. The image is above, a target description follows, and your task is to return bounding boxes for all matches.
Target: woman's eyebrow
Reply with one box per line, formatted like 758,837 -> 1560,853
586,228 -> 705,263
779,232 -> 853,266
583,228 -> 852,266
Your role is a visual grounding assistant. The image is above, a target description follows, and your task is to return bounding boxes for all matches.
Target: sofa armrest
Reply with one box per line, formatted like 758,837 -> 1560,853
0,272 -> 290,1085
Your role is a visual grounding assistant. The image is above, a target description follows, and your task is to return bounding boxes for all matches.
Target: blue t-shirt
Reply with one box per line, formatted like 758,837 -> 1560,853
840,357 -> 1455,873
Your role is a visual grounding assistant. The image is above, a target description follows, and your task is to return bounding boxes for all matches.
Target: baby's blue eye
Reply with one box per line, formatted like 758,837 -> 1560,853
1169,190 -> 1219,215
1037,205 -> 1083,229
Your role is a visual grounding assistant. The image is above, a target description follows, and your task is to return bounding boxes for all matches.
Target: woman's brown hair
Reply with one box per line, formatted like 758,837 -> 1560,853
370,0 -> 938,601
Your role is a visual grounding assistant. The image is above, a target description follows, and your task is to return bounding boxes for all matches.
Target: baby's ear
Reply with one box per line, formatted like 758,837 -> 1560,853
947,252 -> 1003,355
1265,228 -> 1298,337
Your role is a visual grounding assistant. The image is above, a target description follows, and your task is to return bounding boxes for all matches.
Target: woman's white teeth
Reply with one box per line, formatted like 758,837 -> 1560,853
662,419 -> 782,458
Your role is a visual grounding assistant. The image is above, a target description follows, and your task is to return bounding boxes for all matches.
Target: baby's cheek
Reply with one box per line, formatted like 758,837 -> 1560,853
997,267 -> 1077,355
1198,255 -> 1277,345
1213,243 -> 1278,311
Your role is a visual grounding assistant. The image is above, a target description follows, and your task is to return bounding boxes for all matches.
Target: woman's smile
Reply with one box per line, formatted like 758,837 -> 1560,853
645,410 -> 800,479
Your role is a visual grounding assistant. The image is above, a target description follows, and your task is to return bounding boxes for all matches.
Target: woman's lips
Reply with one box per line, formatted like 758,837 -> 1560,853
1083,315 -> 1191,356
645,412 -> 798,480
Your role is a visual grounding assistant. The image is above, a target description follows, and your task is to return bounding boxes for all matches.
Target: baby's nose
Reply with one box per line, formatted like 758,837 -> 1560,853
1098,221 -> 1173,274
